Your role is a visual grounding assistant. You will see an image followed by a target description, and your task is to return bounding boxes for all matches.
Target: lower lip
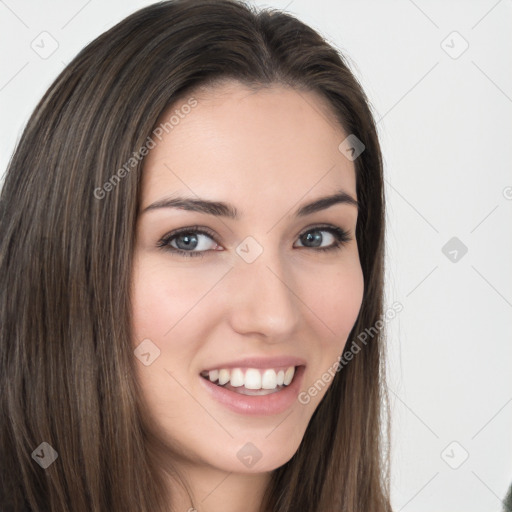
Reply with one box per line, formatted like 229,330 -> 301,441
199,365 -> 305,416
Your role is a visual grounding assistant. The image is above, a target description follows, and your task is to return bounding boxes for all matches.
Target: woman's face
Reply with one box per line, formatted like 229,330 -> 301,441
131,81 -> 364,474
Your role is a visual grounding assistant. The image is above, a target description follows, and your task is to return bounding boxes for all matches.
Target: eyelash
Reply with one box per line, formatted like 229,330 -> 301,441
156,224 -> 352,258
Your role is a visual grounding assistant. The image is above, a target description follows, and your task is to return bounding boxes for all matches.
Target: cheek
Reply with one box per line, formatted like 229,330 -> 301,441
304,258 -> 364,347
131,258 -> 220,340
130,258 -> 212,397
130,258 -> 214,440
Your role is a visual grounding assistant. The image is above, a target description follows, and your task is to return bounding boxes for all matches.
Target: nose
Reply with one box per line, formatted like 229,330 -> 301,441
224,248 -> 301,340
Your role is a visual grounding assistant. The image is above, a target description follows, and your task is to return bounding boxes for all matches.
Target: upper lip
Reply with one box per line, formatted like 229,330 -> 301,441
201,356 -> 307,372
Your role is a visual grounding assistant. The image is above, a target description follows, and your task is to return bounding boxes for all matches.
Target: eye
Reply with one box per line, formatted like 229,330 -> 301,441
294,225 -> 351,252
157,225 -> 220,258
157,224 -> 352,257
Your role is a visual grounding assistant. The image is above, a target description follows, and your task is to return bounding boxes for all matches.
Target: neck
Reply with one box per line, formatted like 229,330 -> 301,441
167,463 -> 272,512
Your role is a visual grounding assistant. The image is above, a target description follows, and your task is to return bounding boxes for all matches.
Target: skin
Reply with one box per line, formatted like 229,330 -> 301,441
131,81 -> 364,512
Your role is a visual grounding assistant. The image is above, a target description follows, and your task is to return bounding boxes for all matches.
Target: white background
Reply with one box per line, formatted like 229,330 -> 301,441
1,1 -> 511,510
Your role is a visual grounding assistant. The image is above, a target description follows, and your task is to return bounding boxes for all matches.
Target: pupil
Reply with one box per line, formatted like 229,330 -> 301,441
176,233 -> 198,250
303,231 -> 322,247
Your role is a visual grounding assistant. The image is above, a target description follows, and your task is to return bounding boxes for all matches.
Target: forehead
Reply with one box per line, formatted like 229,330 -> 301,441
140,81 -> 357,216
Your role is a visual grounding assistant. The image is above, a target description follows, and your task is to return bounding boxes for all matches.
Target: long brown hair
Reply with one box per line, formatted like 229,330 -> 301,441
0,1 -> 391,510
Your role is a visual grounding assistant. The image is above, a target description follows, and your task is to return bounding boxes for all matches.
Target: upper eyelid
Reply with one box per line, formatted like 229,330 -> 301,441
160,224 -> 350,246
162,225 -> 218,242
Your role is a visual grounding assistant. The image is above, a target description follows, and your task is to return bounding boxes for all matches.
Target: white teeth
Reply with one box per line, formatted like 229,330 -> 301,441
230,368 -> 244,387
283,367 -> 295,386
218,368 -> 230,385
261,369 -> 277,389
202,366 -> 296,390
244,369 -> 262,390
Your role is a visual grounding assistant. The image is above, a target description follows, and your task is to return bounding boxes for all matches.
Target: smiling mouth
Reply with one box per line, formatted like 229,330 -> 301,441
200,366 -> 300,396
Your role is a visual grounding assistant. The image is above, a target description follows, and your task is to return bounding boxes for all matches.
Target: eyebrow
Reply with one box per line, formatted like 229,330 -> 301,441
141,190 -> 358,219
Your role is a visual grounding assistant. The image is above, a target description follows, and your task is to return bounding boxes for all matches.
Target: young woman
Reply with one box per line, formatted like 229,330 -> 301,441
0,1 -> 392,511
